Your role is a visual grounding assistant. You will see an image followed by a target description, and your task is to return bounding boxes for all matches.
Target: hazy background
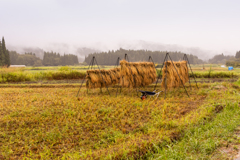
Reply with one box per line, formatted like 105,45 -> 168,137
1,0 -> 240,61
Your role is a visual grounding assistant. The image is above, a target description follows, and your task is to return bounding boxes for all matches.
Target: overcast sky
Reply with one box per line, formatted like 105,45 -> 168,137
1,0 -> 240,55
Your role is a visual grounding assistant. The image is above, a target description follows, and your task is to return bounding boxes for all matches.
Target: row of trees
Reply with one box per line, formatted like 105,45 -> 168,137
84,48 -> 203,65
9,51 -> 79,66
42,52 -> 79,66
0,37 -> 10,67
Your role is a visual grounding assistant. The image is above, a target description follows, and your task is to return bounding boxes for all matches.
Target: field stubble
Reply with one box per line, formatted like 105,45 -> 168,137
0,82 -> 237,159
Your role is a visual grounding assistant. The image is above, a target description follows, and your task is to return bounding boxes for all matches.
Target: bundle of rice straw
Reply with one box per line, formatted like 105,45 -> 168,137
86,60 -> 157,89
141,62 -> 152,86
101,70 -> 112,86
132,63 -> 142,87
146,62 -> 157,84
120,60 -> 134,87
86,67 -> 121,88
120,60 -> 131,76
113,67 -> 121,82
161,61 -> 188,89
108,68 -> 119,85
175,61 -> 189,84
120,60 -> 157,88
86,70 -> 102,88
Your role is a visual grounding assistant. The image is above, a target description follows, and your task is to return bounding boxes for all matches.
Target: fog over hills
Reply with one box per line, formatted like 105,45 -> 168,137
2,0 -> 239,64
7,40 -> 236,63
114,40 -> 220,61
7,44 -> 101,63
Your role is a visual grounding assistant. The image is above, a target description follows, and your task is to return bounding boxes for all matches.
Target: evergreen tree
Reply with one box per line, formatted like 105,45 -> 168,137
1,37 -> 10,66
1,38 -> 6,66
5,50 -> 10,66
0,41 -> 2,66
42,52 -> 47,66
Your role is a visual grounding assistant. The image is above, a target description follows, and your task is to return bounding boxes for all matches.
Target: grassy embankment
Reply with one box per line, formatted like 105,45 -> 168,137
190,66 -> 238,78
1,81 -> 240,159
0,66 -> 85,83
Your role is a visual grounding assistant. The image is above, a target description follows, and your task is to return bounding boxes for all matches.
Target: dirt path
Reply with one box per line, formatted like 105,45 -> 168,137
0,78 -> 237,85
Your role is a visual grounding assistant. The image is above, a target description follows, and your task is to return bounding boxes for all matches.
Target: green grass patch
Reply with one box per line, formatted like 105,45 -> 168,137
147,101 -> 240,159
0,70 -> 85,83
191,71 -> 236,78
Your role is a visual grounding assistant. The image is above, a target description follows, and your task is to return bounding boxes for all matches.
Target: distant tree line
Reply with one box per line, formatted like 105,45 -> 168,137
226,51 -> 240,67
208,53 -> 234,64
0,37 -> 10,67
42,52 -> 79,66
9,51 -> 79,66
9,51 -> 43,66
84,48 -> 203,65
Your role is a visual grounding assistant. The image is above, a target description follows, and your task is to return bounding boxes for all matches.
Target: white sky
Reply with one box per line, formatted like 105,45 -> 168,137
1,0 -> 240,56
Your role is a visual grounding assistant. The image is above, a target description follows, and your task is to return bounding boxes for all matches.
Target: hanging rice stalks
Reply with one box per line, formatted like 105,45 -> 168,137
161,61 -> 188,89
86,70 -> 102,88
120,60 -> 157,88
86,60 -> 158,89
86,67 -> 121,88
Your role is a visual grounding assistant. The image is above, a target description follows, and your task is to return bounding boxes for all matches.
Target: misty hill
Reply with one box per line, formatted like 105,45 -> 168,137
7,45 -> 100,63
76,47 -> 101,56
7,40 -> 234,63
114,40 -> 221,61
7,40 -> 231,62
7,46 -> 44,59
84,48 -> 203,65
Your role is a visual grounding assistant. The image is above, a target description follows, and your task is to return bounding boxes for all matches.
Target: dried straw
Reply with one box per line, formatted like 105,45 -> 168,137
86,70 -> 102,88
120,60 -> 157,88
86,60 -> 157,89
109,68 -> 118,85
86,67 -> 121,88
161,61 -> 189,89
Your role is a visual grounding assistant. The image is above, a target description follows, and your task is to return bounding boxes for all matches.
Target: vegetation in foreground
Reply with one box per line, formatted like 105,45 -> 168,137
1,82 -> 240,159
149,84 -> 240,159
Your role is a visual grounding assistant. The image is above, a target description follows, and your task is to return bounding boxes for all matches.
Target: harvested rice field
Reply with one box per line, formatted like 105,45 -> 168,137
1,82 -> 240,159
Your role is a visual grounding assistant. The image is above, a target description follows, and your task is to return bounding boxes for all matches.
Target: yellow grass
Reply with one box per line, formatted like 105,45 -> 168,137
0,83 -> 219,159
